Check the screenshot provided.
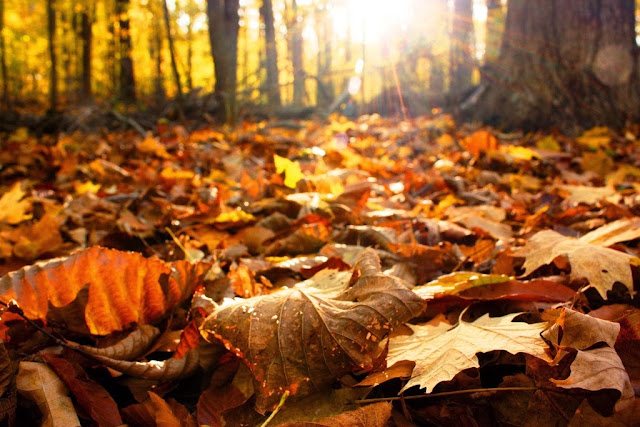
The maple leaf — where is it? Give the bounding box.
[274,154,304,189]
[200,248,424,413]
[0,247,209,335]
[0,182,32,225]
[516,226,639,297]
[387,312,551,394]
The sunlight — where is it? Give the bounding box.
[330,0,413,44]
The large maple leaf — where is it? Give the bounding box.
[516,219,640,297]
[387,312,551,394]
[200,248,424,413]
[0,246,209,335]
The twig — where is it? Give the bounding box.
[110,110,146,137]
[1,300,70,348]
[353,387,538,404]
[259,390,290,427]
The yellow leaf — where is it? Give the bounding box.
[576,126,611,148]
[160,166,195,180]
[74,181,101,195]
[8,127,29,143]
[536,135,561,151]
[501,145,538,161]
[137,133,171,159]
[274,154,304,189]
[212,209,256,224]
[0,182,32,224]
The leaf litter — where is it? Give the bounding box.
[0,116,639,425]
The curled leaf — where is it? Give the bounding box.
[69,325,161,360]
[0,247,209,335]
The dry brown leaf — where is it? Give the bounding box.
[552,347,633,411]
[201,248,424,413]
[281,402,392,427]
[69,325,160,360]
[42,354,123,427]
[387,312,551,393]
[16,361,81,427]
[0,342,14,398]
[516,229,637,297]
[10,214,65,261]
[0,246,209,335]
[579,217,640,247]
[88,347,202,381]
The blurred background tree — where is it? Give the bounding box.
[0,0,637,128]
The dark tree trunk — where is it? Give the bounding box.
[450,0,474,97]
[472,0,640,130]
[80,7,92,102]
[290,0,305,106]
[117,0,136,103]
[163,0,185,118]
[47,0,58,113]
[0,0,8,106]
[207,0,240,123]
[260,0,281,107]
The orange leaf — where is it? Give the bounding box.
[464,130,498,157]
[0,247,209,335]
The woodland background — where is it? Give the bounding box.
[1,0,637,129]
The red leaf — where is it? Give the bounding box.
[42,354,123,427]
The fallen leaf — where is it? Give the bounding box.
[275,154,304,189]
[200,249,424,413]
[16,361,81,427]
[387,312,551,393]
[0,246,209,335]
[551,347,633,411]
[280,402,392,427]
[516,229,638,297]
[42,354,123,427]
[0,182,32,225]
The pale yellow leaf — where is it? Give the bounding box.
[16,361,81,427]
[516,229,637,297]
[387,313,551,394]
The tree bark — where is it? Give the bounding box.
[450,0,474,98]
[80,6,92,102]
[260,0,281,107]
[207,0,240,123]
[117,0,136,103]
[0,0,8,106]
[163,0,185,118]
[47,0,58,113]
[472,0,640,130]
[290,0,305,106]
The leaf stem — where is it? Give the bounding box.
[353,386,538,404]
[260,390,291,427]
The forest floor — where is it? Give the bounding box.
[0,114,638,426]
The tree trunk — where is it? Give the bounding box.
[80,6,92,102]
[450,0,474,98]
[163,0,185,118]
[0,0,8,106]
[484,0,503,65]
[207,0,240,123]
[290,0,305,106]
[47,0,58,113]
[472,0,640,130]
[117,0,136,103]
[260,0,281,107]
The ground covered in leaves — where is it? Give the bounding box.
[0,115,639,426]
